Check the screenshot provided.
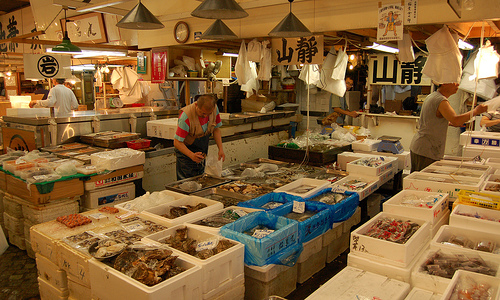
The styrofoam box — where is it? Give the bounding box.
[57,241,92,286]
[252,119,272,130]
[22,198,79,224]
[450,204,500,235]
[326,231,349,264]
[90,148,145,171]
[486,157,500,170]
[403,287,441,300]
[337,152,376,170]
[83,182,135,209]
[3,212,23,235]
[342,206,362,234]
[403,172,483,200]
[304,266,411,300]
[273,178,330,198]
[481,182,500,196]
[38,276,69,300]
[25,238,35,259]
[244,263,298,300]
[322,222,343,247]
[441,270,500,300]
[463,145,500,160]
[355,150,411,172]
[186,206,262,234]
[411,249,500,294]
[89,255,202,300]
[143,224,244,297]
[297,246,327,284]
[383,190,449,224]
[298,234,323,264]
[331,175,379,201]
[485,173,500,183]
[430,210,449,238]
[346,156,395,176]
[67,273,91,300]
[234,123,252,133]
[375,167,395,186]
[3,194,23,218]
[460,130,500,148]
[272,117,291,127]
[219,126,236,137]
[421,165,487,179]
[431,225,500,261]
[146,118,178,139]
[8,229,25,250]
[429,160,492,174]
[351,139,381,152]
[36,253,68,290]
[6,107,51,117]
[203,275,244,300]
[350,212,430,267]
[115,189,187,213]
[443,155,486,165]
[141,196,223,227]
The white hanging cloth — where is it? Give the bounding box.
[241,62,259,94]
[110,67,143,104]
[331,48,348,80]
[474,44,500,80]
[247,39,262,62]
[298,64,320,85]
[94,67,103,88]
[398,33,415,63]
[459,51,497,100]
[317,47,346,97]
[235,41,252,86]
[257,41,272,81]
[422,25,462,84]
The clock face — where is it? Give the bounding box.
[175,22,189,43]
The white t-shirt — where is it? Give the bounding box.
[38,84,79,117]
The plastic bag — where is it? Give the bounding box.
[205,148,222,177]
[317,48,347,97]
[256,163,279,173]
[247,39,262,62]
[182,56,196,71]
[459,51,497,100]
[179,181,202,192]
[331,48,348,80]
[235,41,252,85]
[257,41,272,81]
[398,33,415,63]
[298,64,320,85]
[55,162,77,176]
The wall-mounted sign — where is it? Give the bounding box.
[405,0,418,25]
[23,53,71,79]
[151,50,167,83]
[377,3,404,42]
[62,12,107,44]
[137,52,147,74]
[368,54,431,86]
[271,35,324,65]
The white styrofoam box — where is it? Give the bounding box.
[463,145,500,160]
[482,182,500,196]
[90,148,145,171]
[347,251,416,284]
[331,175,379,201]
[460,130,500,148]
[403,172,483,200]
[441,270,500,300]
[297,247,327,284]
[403,288,441,300]
[375,167,395,186]
[143,224,244,297]
[146,118,178,139]
[431,225,500,261]
[24,218,34,243]
[383,190,449,225]
[234,123,252,133]
[141,196,223,227]
[411,249,500,294]
[83,182,135,209]
[429,210,449,238]
[421,163,491,179]
[351,139,381,152]
[486,157,500,170]
[350,212,430,267]
[304,266,411,300]
[36,253,68,290]
[9,96,32,108]
[326,231,349,264]
[342,206,362,233]
[84,166,144,191]
[429,160,492,174]
[89,255,202,300]
[485,173,500,183]
[355,150,411,172]
[38,276,69,300]
[6,107,51,117]
[67,274,91,300]
[3,194,23,218]
[186,206,262,234]
[252,119,272,130]
[244,263,298,300]
[346,156,395,176]
[3,212,23,235]
[443,155,486,165]
[115,190,186,213]
[322,222,343,247]
[203,276,244,300]
[450,204,500,235]
[25,237,35,259]
[272,116,291,127]
[274,178,330,198]
[218,126,236,137]
[57,241,92,286]
[8,229,26,250]
[22,198,79,224]
[298,234,323,264]
[337,152,377,170]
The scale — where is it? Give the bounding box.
[377,135,404,154]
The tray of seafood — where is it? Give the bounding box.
[332,175,379,201]
[268,144,352,166]
[441,270,500,300]
[187,206,261,234]
[143,224,244,296]
[350,212,430,267]
[165,174,232,194]
[383,190,449,224]
[81,131,141,148]
[346,156,395,177]
[56,147,103,158]
[219,113,246,126]
[116,190,186,213]
[421,165,487,179]
[450,204,500,235]
[403,172,483,200]
[304,188,360,223]
[191,188,251,207]
[89,242,203,300]
[237,192,302,211]
[217,180,274,199]
[274,178,330,198]
[306,169,348,183]
[40,142,89,153]
[141,196,223,227]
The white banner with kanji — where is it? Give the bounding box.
[368,54,431,86]
[23,53,71,80]
[271,35,324,65]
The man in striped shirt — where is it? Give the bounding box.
[174,94,225,180]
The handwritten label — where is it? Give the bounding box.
[196,238,219,251]
[293,201,305,214]
[233,209,247,217]
[88,213,106,219]
[123,221,146,232]
[252,229,274,239]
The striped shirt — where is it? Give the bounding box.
[174,106,222,142]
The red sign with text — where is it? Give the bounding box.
[151,51,167,83]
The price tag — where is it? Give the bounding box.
[196,238,219,251]
[85,166,97,170]
[252,229,274,238]
[15,159,26,164]
[233,209,247,217]
[33,175,48,181]
[88,213,106,219]
[123,221,146,232]
[293,201,305,213]
[221,169,234,177]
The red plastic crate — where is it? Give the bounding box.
[126,139,151,150]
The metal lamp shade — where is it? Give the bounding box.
[191,0,248,19]
[52,33,82,53]
[116,1,164,30]
[201,19,238,40]
[269,12,312,38]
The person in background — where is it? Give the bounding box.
[322,75,359,125]
[64,81,73,90]
[33,83,49,100]
[29,78,79,117]
[410,83,488,172]
[480,107,500,132]
[173,94,225,180]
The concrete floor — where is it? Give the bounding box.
[0,246,39,300]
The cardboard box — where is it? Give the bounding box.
[82,182,135,209]
[83,165,143,191]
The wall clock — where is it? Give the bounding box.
[174,21,189,44]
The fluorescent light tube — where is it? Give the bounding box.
[366,43,399,54]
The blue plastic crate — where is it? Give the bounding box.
[304,188,360,223]
[237,192,302,211]
[270,201,332,243]
[219,211,301,266]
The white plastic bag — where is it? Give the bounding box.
[459,51,497,100]
[247,39,262,62]
[298,64,320,85]
[317,48,347,97]
[55,162,77,176]
[331,48,348,80]
[257,42,272,81]
[235,41,252,85]
[205,148,222,177]
[398,33,415,63]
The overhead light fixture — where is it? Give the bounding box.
[222,52,239,57]
[458,39,474,50]
[116,0,164,30]
[191,0,248,19]
[47,48,127,58]
[52,7,82,54]
[269,0,312,38]
[366,43,400,54]
[70,64,96,71]
[201,19,238,40]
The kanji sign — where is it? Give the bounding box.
[151,50,167,83]
[405,0,418,25]
[23,54,71,80]
[271,35,323,65]
[368,54,431,86]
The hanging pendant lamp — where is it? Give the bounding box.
[201,19,238,40]
[52,8,82,53]
[191,0,248,19]
[269,0,312,38]
[116,0,164,30]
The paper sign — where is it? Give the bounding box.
[271,35,324,65]
[405,0,418,25]
[252,229,274,239]
[23,53,72,79]
[368,54,432,86]
[377,3,404,41]
[293,201,305,214]
[151,50,167,83]
[196,238,219,251]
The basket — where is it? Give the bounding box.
[456,190,500,210]
[126,139,151,150]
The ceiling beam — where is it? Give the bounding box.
[0,31,46,44]
[1,37,134,51]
